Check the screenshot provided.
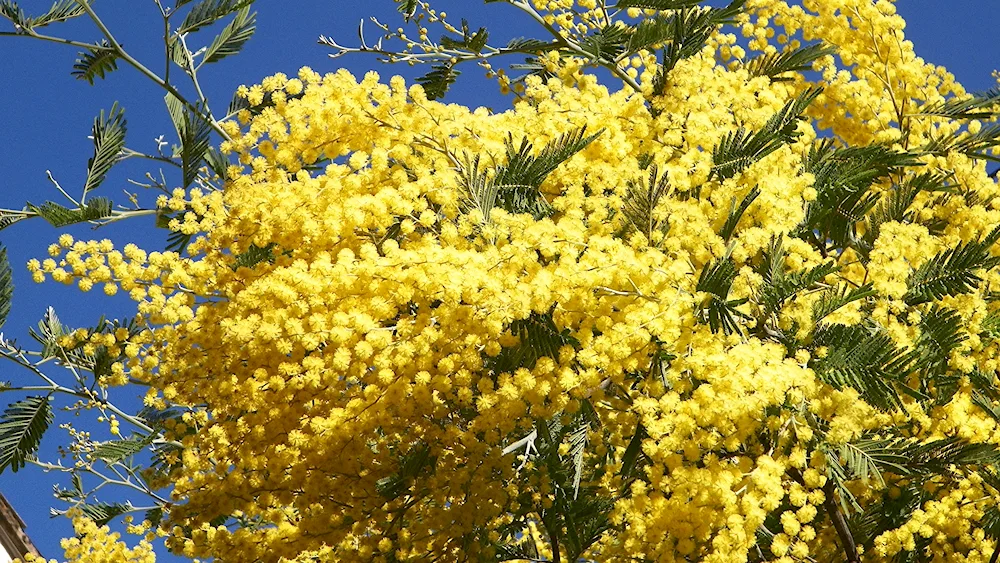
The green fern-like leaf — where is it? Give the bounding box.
[858,172,950,258]
[27,307,90,368]
[27,0,85,28]
[0,209,29,231]
[745,41,835,81]
[718,186,759,241]
[755,236,838,319]
[618,423,648,485]
[711,86,821,180]
[622,164,671,245]
[200,6,255,64]
[231,243,276,271]
[914,89,1000,120]
[0,246,11,330]
[925,122,1000,163]
[696,255,749,335]
[72,40,120,85]
[0,396,52,473]
[375,442,435,500]
[505,37,553,51]
[646,1,746,95]
[799,141,922,251]
[439,19,489,52]
[580,21,633,61]
[492,126,603,219]
[416,63,460,101]
[904,225,1000,306]
[165,94,212,187]
[456,153,499,222]
[812,283,875,323]
[490,311,580,374]
[395,0,418,21]
[837,437,912,486]
[178,0,253,33]
[910,306,968,380]
[0,1,27,28]
[90,434,156,464]
[77,501,134,527]
[811,322,912,411]
[83,103,127,194]
[27,198,114,228]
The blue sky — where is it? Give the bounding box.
[0,0,998,558]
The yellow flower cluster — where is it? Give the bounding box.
[29,0,1000,561]
[15,510,156,563]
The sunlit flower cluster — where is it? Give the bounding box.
[28,0,1000,561]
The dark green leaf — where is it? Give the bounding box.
[440,19,489,52]
[90,434,156,464]
[72,40,120,85]
[178,0,253,33]
[416,63,460,101]
[505,37,553,51]
[28,0,85,28]
[696,254,749,335]
[799,141,923,251]
[925,122,1000,163]
[0,209,29,231]
[231,243,275,271]
[711,86,821,180]
[755,236,838,319]
[375,442,435,500]
[395,0,417,21]
[811,322,912,411]
[0,1,27,28]
[201,6,255,64]
[27,198,114,228]
[812,283,875,323]
[910,306,968,378]
[622,164,671,245]
[0,246,11,330]
[746,41,835,81]
[914,88,1000,120]
[490,312,579,374]
[0,396,52,473]
[78,501,133,526]
[904,225,1000,305]
[653,0,746,85]
[84,103,127,193]
[493,127,602,218]
[859,172,948,258]
[718,186,759,241]
[619,423,646,482]
[165,95,212,188]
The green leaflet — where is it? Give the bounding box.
[0,396,52,473]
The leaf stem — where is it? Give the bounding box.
[0,29,104,50]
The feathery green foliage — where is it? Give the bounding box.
[0,246,10,330]
[0,396,52,473]
[27,198,114,228]
[72,40,120,84]
[84,103,127,194]
[711,86,821,180]
[904,225,1000,305]
[746,41,836,81]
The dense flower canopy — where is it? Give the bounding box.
[15,0,1000,561]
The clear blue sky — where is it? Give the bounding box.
[0,1,996,558]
